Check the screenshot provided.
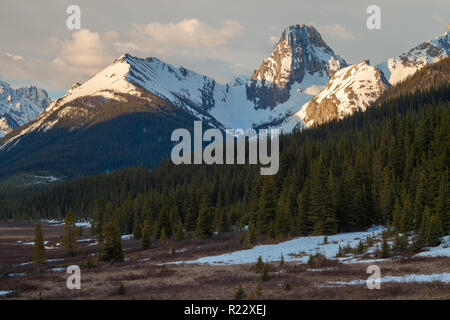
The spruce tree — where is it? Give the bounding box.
[175,219,185,242]
[141,220,152,249]
[61,209,77,257]
[101,218,124,263]
[33,222,46,273]
[196,196,213,239]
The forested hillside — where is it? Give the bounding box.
[0,62,448,246]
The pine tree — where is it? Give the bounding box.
[160,227,168,243]
[255,256,264,272]
[248,222,257,245]
[256,176,276,235]
[381,236,390,258]
[234,285,246,300]
[141,220,152,249]
[427,213,443,247]
[274,191,290,238]
[196,196,213,239]
[261,263,270,282]
[33,222,46,273]
[61,209,77,257]
[101,218,124,263]
[175,219,185,242]
[133,217,142,240]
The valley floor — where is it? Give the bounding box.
[0,221,449,300]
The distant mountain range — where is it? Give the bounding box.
[0,23,448,179]
[0,81,51,137]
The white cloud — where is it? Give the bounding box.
[5,52,24,61]
[128,19,241,52]
[315,24,355,40]
[0,19,243,90]
[51,29,120,80]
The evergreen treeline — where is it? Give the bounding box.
[0,62,448,246]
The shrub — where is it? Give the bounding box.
[234,285,246,300]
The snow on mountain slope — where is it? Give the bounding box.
[376,25,450,85]
[282,60,390,130]
[0,80,51,136]
[1,24,348,147]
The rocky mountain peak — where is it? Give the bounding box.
[247,24,347,110]
[251,24,347,88]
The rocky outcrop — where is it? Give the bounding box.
[297,60,390,126]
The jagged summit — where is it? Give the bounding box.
[247,24,347,109]
[0,79,51,137]
[444,23,450,35]
[251,24,347,88]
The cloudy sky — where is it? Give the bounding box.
[0,0,448,98]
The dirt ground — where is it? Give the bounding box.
[0,221,449,300]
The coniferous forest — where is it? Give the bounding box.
[0,58,449,249]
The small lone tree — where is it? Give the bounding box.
[175,220,184,242]
[159,227,168,243]
[33,222,46,273]
[256,256,264,272]
[61,209,78,257]
[381,237,390,258]
[234,285,246,300]
[101,218,124,263]
[261,263,270,282]
[141,220,152,249]
[279,254,285,268]
[248,222,257,245]
[117,282,125,295]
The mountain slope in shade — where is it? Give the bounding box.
[376,24,450,85]
[282,60,390,130]
[0,80,51,137]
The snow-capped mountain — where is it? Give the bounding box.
[247,24,347,110]
[1,23,448,179]
[376,24,450,85]
[0,80,51,137]
[1,24,347,147]
[282,60,390,130]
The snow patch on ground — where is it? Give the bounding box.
[414,236,450,258]
[168,226,384,266]
[325,272,450,287]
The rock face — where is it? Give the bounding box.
[283,60,390,130]
[376,25,450,85]
[247,24,347,109]
[0,80,51,137]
